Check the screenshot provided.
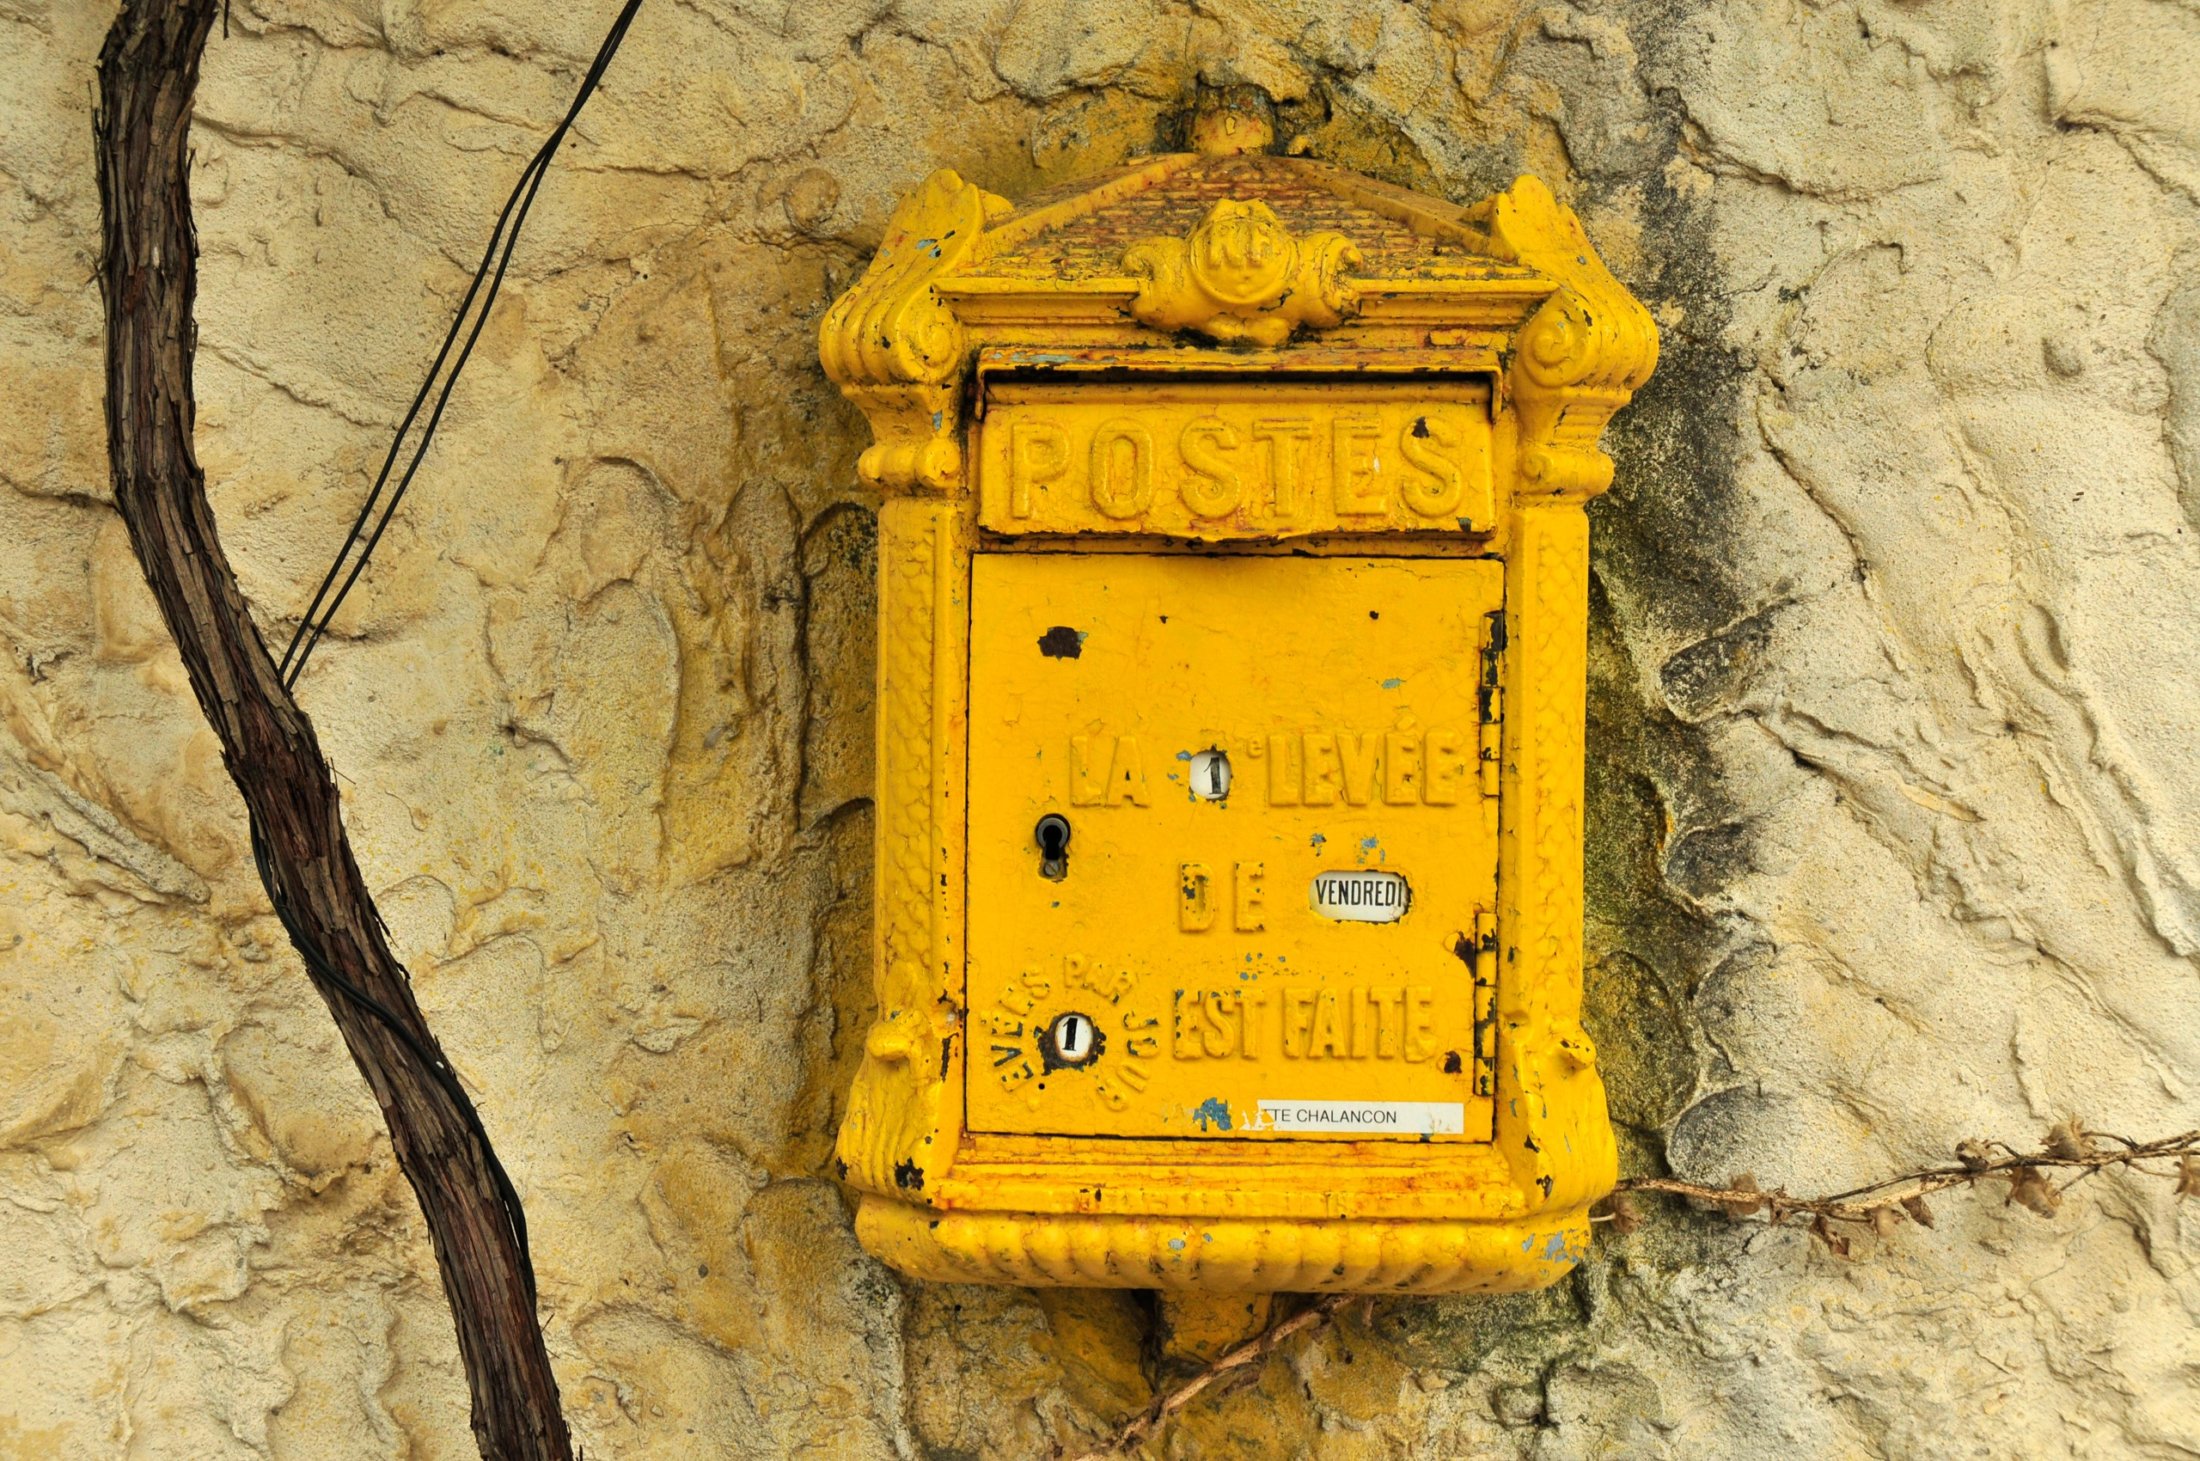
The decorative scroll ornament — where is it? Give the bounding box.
[1467,176,1659,500]
[1122,199,1363,346]
[818,169,1007,491]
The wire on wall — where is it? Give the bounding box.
[279,0,645,689]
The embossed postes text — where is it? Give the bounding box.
[980,383,1495,538]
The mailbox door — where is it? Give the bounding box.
[965,552,1502,1141]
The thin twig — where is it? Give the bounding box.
[1070,1295,1355,1460]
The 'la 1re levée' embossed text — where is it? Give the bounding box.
[1066,727,1481,807]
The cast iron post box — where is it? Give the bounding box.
[819,108,1655,1294]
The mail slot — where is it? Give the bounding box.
[817,103,1656,1293]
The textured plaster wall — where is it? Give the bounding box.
[3,0,2199,1456]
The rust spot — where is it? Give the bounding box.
[1038,625,1085,658]
[1442,1050,1462,1074]
[893,1159,924,1191]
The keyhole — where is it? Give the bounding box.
[1048,1011,1097,1067]
[1035,814,1072,880]
[1189,749,1231,801]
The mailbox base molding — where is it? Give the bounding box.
[857,1196,1591,1294]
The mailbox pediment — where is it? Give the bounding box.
[821,143,1653,501]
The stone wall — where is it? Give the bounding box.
[3,0,2197,1455]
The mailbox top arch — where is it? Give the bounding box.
[820,130,1658,504]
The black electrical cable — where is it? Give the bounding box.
[280,0,645,689]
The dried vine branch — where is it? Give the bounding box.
[1070,1295,1357,1460]
[1604,1124,2200,1254]
[1075,1125,2199,1457]
[94,4,570,1457]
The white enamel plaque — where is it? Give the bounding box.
[1254,1099,1465,1135]
[1309,869,1411,923]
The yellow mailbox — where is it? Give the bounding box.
[819,108,1655,1294]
